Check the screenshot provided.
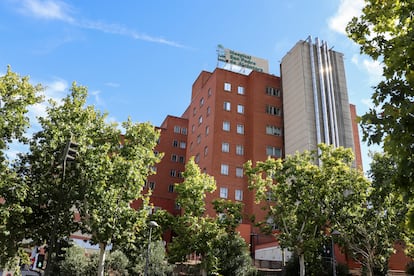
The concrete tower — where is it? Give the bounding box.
[281,38,356,158]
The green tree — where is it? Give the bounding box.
[169,157,221,275]
[77,119,161,276]
[245,144,369,276]
[59,244,89,276]
[169,157,256,275]
[346,0,414,227]
[124,240,173,276]
[116,212,174,276]
[212,199,257,275]
[20,83,107,275]
[212,233,257,276]
[0,66,43,269]
[337,153,408,276]
[105,250,130,276]
[19,82,161,276]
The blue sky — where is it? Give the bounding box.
[0,0,382,171]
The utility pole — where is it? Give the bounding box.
[44,139,79,276]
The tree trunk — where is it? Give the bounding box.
[299,253,306,276]
[366,263,373,276]
[97,242,107,276]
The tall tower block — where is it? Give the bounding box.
[281,38,356,158]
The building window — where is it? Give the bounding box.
[208,88,212,97]
[195,153,200,163]
[266,146,282,158]
[266,191,273,201]
[205,126,210,136]
[197,134,201,144]
[173,140,178,147]
[149,181,155,190]
[236,124,244,134]
[236,145,244,155]
[223,121,230,131]
[200,97,205,107]
[236,167,243,178]
[266,86,280,96]
[221,164,229,175]
[171,154,177,162]
[180,141,186,149]
[220,187,228,198]
[181,127,187,135]
[266,125,282,136]
[168,184,174,193]
[238,86,245,95]
[174,126,181,133]
[150,166,157,173]
[266,105,281,116]
[222,142,230,153]
[204,146,208,156]
[190,142,193,151]
[266,217,278,230]
[170,170,177,177]
[179,156,185,163]
[237,104,244,114]
[235,189,243,201]
[224,82,231,91]
[218,212,225,221]
[199,115,203,125]
[207,106,211,116]
[191,124,195,133]
[223,101,231,111]
[193,107,197,116]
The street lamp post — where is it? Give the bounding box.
[144,221,159,276]
[331,230,340,276]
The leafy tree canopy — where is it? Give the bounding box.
[245,144,370,276]
[346,0,414,226]
[337,152,408,275]
[0,66,43,269]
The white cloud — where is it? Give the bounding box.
[351,54,359,65]
[351,54,383,85]
[20,0,74,22]
[104,82,120,88]
[28,78,68,128]
[361,98,373,109]
[362,59,383,83]
[328,0,364,35]
[90,90,104,106]
[77,20,185,48]
[17,0,185,48]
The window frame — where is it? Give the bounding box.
[221,164,229,175]
[236,144,244,156]
[266,125,282,136]
[238,86,245,95]
[266,105,281,116]
[236,124,244,134]
[223,121,230,131]
[222,142,230,153]
[266,146,282,158]
[235,189,243,201]
[220,187,229,198]
[236,167,243,178]
[223,101,231,111]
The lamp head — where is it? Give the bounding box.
[148,221,159,228]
